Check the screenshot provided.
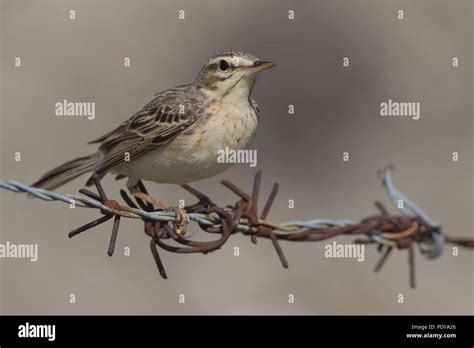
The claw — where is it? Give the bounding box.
[174,206,190,236]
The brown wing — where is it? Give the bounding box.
[92,86,204,175]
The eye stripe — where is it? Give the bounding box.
[205,62,234,81]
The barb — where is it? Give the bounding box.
[1,166,472,288]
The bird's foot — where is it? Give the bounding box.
[127,182,190,235]
[173,206,190,236]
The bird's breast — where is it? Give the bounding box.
[116,100,259,184]
[171,100,258,165]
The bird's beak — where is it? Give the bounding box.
[241,60,276,74]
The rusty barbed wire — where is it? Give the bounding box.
[1,166,473,288]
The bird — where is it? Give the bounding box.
[32,51,275,228]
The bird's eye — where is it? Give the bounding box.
[218,60,230,72]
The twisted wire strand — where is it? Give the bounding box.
[0,167,471,264]
[2,167,474,287]
[0,180,357,234]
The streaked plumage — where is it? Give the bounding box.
[32,51,274,190]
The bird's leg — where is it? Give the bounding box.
[180,184,216,213]
[126,179,190,235]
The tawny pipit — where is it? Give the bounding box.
[32,51,274,227]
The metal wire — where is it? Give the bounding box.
[1,166,472,288]
[0,180,357,234]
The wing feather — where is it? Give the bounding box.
[92,86,204,175]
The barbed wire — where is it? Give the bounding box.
[1,166,472,287]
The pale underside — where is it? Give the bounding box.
[31,51,266,191]
[110,96,259,184]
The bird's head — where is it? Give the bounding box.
[196,51,275,99]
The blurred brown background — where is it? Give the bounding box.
[0,0,472,314]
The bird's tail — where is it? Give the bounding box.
[31,152,102,191]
